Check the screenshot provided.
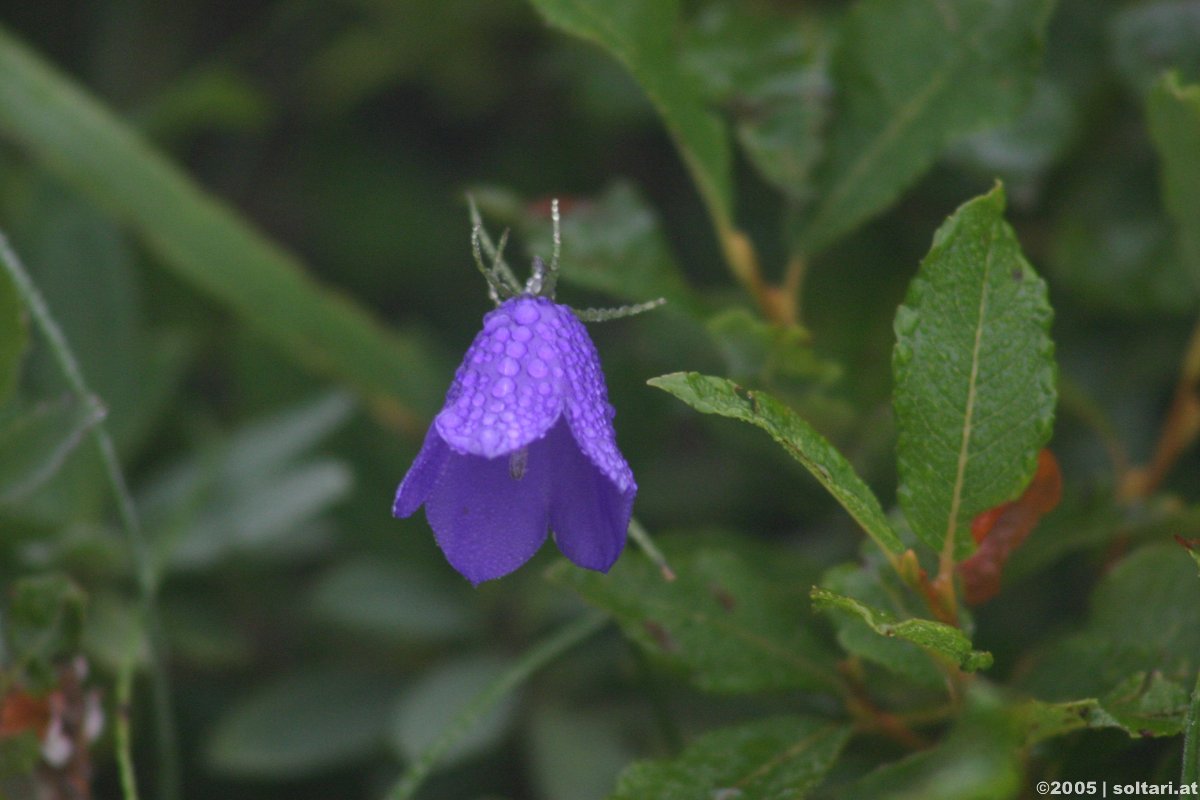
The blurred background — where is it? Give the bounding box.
[1,0,1199,798]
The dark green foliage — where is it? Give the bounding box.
[0,1,1197,798]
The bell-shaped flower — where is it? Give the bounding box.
[394,293,638,585]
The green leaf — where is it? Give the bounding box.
[799,0,1053,253]
[549,536,841,694]
[0,26,441,418]
[1101,672,1191,738]
[819,562,943,686]
[1148,72,1200,279]
[649,372,903,555]
[706,308,841,388]
[610,716,850,800]
[0,394,105,504]
[681,4,832,201]
[0,261,24,404]
[526,0,733,229]
[206,668,396,778]
[1022,544,1200,706]
[892,185,1056,560]
[390,655,520,767]
[1110,3,1200,96]
[1184,671,1200,786]
[810,587,992,673]
[841,687,1025,800]
[309,557,478,642]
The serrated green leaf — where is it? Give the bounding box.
[0,26,441,419]
[1148,72,1200,280]
[526,0,732,230]
[893,185,1056,560]
[206,668,396,778]
[0,394,106,504]
[549,536,841,694]
[611,716,850,800]
[649,372,903,555]
[1101,672,1191,737]
[0,262,24,405]
[810,587,992,673]
[819,563,943,686]
[799,0,1053,253]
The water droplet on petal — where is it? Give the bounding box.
[506,341,527,358]
[527,358,548,379]
[512,325,532,343]
[515,303,540,324]
[499,357,519,376]
[492,376,515,397]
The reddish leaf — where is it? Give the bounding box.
[958,449,1062,605]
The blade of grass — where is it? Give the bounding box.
[0,232,179,800]
[0,25,440,432]
[382,611,608,800]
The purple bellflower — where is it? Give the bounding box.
[393,200,662,585]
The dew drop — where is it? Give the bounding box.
[499,357,520,376]
[506,341,527,358]
[512,325,532,343]
[527,358,548,379]
[515,303,540,324]
[492,376,515,397]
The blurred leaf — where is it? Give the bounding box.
[839,687,1023,800]
[0,394,105,505]
[550,536,840,694]
[0,262,23,405]
[0,732,40,780]
[610,716,850,800]
[1184,671,1200,785]
[818,562,943,686]
[799,0,1053,253]
[893,185,1056,560]
[4,573,85,691]
[137,66,272,142]
[1148,72,1200,279]
[207,668,396,778]
[810,587,992,673]
[1023,544,1200,702]
[82,594,149,675]
[141,393,355,571]
[310,557,478,642]
[947,78,1079,191]
[681,4,832,201]
[1110,2,1200,96]
[527,0,733,229]
[706,308,841,387]
[0,26,442,420]
[527,704,632,800]
[649,372,903,555]
[391,655,519,767]
[1048,162,1195,314]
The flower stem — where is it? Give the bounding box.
[115,665,140,800]
[627,517,676,581]
[0,231,181,800]
[382,611,608,800]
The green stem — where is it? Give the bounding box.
[382,611,608,800]
[1183,669,1200,787]
[0,232,181,800]
[115,666,140,800]
[627,517,675,581]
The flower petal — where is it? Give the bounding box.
[424,438,554,585]
[392,425,451,518]
[547,420,634,572]
[556,310,635,495]
[436,297,575,458]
